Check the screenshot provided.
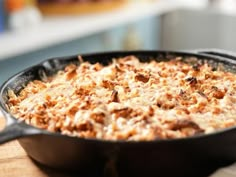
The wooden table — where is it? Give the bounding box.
[0,112,236,177]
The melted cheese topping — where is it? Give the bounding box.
[8,56,236,140]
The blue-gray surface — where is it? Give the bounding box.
[0,16,160,85]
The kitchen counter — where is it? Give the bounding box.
[0,0,207,61]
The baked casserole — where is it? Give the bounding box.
[7,56,236,141]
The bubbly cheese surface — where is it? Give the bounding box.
[8,56,236,140]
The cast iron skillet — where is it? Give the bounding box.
[1,50,236,177]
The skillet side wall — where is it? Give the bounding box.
[2,51,236,177]
[18,130,236,177]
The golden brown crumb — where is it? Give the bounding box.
[8,56,236,141]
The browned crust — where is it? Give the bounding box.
[8,56,236,141]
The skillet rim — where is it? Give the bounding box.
[1,49,236,145]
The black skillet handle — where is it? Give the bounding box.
[194,48,236,61]
[0,112,39,144]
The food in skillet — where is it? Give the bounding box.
[7,56,236,140]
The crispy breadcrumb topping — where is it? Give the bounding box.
[7,56,236,140]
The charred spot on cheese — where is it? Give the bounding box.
[112,107,133,119]
[102,80,116,90]
[115,64,123,72]
[179,89,185,96]
[135,73,149,83]
[77,121,93,131]
[185,77,197,85]
[211,86,225,99]
[91,113,105,124]
[156,100,175,110]
[212,86,218,90]
[197,91,207,99]
[170,120,203,133]
[192,63,201,71]
[148,106,155,116]
[212,67,217,71]
[110,90,120,103]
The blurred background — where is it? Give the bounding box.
[0,0,236,84]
